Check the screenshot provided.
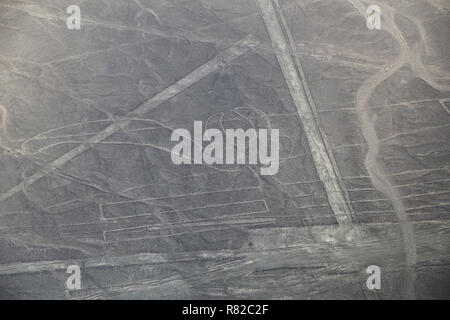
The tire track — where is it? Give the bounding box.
[0,35,260,203]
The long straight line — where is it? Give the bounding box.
[273,0,355,220]
[0,35,260,203]
[0,219,447,276]
[255,0,354,225]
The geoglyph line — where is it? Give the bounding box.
[100,190,264,220]
[256,0,354,225]
[0,35,260,203]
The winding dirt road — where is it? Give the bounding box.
[348,0,450,299]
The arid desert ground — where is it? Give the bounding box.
[0,0,449,299]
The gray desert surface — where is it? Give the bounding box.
[0,0,449,299]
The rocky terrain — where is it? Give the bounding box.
[0,0,449,299]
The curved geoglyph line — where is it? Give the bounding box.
[0,35,260,203]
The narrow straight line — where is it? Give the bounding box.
[0,219,447,276]
[0,35,260,203]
